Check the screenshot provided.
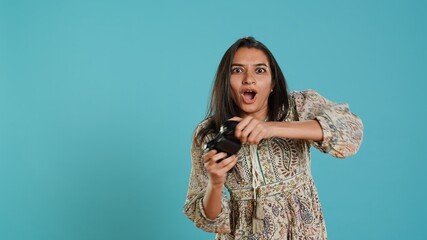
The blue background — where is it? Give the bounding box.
[1,0,426,239]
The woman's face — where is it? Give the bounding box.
[229,47,273,120]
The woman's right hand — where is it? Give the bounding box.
[203,150,237,188]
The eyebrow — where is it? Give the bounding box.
[231,63,269,67]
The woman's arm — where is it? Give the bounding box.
[268,120,323,141]
[202,150,237,220]
[232,90,363,158]
[183,124,234,233]
[292,90,364,158]
[203,182,224,220]
[232,116,323,145]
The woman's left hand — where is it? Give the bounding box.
[230,116,273,145]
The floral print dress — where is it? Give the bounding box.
[184,90,364,240]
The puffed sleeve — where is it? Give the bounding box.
[291,89,364,158]
[183,122,231,233]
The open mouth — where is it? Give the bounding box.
[242,90,257,103]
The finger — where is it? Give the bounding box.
[222,155,238,172]
[247,131,263,144]
[240,118,260,143]
[202,149,217,162]
[210,152,229,163]
[235,116,253,140]
[215,154,235,169]
[242,119,257,142]
[229,116,242,122]
[204,152,228,172]
[247,123,267,144]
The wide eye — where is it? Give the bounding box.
[255,68,266,74]
[231,68,243,74]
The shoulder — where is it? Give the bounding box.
[194,117,213,133]
[289,89,325,107]
[289,89,323,100]
[192,117,215,144]
[288,89,335,120]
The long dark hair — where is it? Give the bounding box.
[197,36,290,143]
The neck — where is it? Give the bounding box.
[241,111,268,121]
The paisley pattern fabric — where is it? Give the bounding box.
[184,90,363,240]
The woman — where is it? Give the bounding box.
[184,37,363,239]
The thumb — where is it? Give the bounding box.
[229,116,242,122]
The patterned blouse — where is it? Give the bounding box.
[184,90,364,240]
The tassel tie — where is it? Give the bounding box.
[252,192,265,234]
[250,145,264,234]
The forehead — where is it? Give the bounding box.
[232,47,269,65]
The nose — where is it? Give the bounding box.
[242,72,255,85]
